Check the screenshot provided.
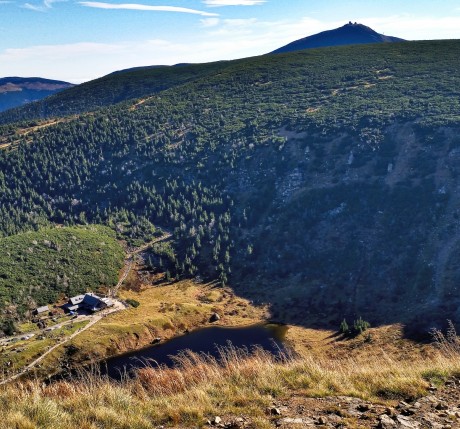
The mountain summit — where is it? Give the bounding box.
[271,22,405,54]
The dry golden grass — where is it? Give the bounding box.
[35,280,267,377]
[0,321,90,379]
[1,341,460,429]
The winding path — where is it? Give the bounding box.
[110,231,172,298]
[0,303,123,385]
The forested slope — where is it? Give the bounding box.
[1,40,460,329]
[0,226,124,317]
[0,61,230,124]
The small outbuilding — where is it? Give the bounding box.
[33,305,49,316]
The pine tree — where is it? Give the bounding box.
[339,318,349,335]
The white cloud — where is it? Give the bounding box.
[223,18,258,26]
[201,17,220,27]
[79,2,218,16]
[23,2,45,10]
[203,0,265,6]
[23,0,63,11]
[351,15,460,40]
[3,14,460,83]
[1,42,122,60]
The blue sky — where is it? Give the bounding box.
[1,0,459,83]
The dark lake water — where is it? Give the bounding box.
[97,323,288,380]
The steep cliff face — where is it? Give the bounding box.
[230,123,460,330]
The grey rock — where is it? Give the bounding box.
[357,403,371,412]
[423,422,443,429]
[435,402,448,410]
[396,415,420,428]
[317,416,327,425]
[277,417,306,425]
[379,414,396,428]
[425,396,439,403]
[378,414,396,429]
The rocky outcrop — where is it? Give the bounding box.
[205,377,460,428]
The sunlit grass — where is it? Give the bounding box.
[2,342,460,429]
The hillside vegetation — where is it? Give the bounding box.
[0,61,230,124]
[0,226,124,317]
[1,341,460,429]
[1,41,460,328]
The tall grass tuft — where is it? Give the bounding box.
[1,343,460,428]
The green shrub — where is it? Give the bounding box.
[0,226,124,317]
[339,319,349,335]
[1,318,17,336]
[339,317,371,338]
[126,298,140,308]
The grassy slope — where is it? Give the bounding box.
[0,321,89,376]
[0,226,124,314]
[36,277,268,375]
[1,330,460,429]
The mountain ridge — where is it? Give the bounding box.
[0,24,403,124]
[0,24,404,124]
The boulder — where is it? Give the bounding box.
[209,313,221,323]
[378,414,396,428]
[396,415,420,428]
[435,402,448,410]
[276,417,313,426]
[317,416,327,425]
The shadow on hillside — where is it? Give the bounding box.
[229,282,458,343]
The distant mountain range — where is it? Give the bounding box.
[0,77,73,112]
[271,22,405,54]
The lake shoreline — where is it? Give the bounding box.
[50,322,289,382]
